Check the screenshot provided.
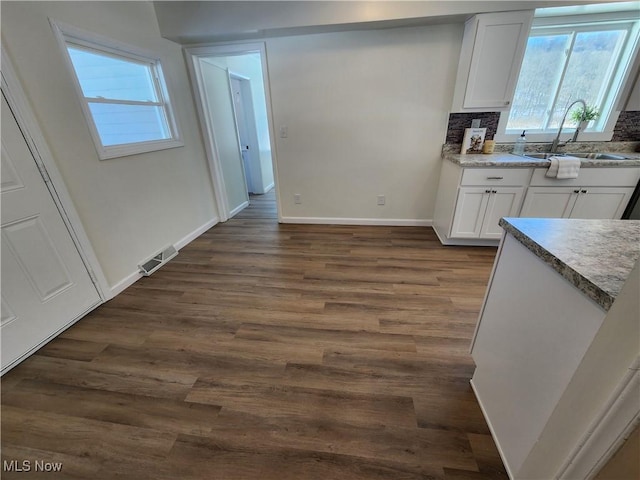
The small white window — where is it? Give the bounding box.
[496,3,640,142]
[51,21,182,159]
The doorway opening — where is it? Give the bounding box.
[185,44,279,223]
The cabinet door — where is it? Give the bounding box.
[481,187,525,239]
[451,188,490,238]
[520,187,578,218]
[463,11,534,109]
[570,187,635,219]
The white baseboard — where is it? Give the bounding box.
[108,217,219,299]
[229,201,249,218]
[280,216,432,227]
[175,217,218,250]
[470,378,515,480]
[263,182,275,193]
[433,224,500,247]
[109,270,144,299]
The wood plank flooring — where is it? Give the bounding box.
[1,190,507,479]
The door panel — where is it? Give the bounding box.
[2,216,74,300]
[520,187,577,218]
[451,188,490,238]
[231,77,254,194]
[570,187,635,219]
[481,187,524,239]
[1,93,101,372]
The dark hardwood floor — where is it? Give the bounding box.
[1,190,507,479]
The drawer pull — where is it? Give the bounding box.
[486,176,504,180]
[485,189,491,193]
[573,189,580,193]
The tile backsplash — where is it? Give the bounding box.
[612,111,640,141]
[445,110,640,144]
[445,112,501,144]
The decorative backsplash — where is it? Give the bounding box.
[445,110,640,144]
[445,112,501,144]
[612,111,640,141]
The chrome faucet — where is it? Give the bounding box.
[550,99,587,153]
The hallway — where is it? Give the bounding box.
[236,190,278,221]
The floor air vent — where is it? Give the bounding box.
[138,245,178,276]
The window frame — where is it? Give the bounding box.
[50,20,183,160]
[495,10,640,143]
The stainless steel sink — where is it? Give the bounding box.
[521,152,558,159]
[565,152,628,160]
[522,152,629,160]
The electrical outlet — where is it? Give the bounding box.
[280,125,288,138]
[377,195,385,206]
[471,118,481,128]
[294,194,301,204]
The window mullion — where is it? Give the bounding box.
[543,31,576,131]
[85,97,163,107]
[593,29,630,130]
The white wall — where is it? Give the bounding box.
[1,1,218,290]
[265,24,462,222]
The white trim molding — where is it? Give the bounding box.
[558,357,640,479]
[229,200,249,218]
[49,19,184,160]
[183,41,282,223]
[280,217,432,227]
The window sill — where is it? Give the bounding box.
[97,138,184,160]
[494,131,614,144]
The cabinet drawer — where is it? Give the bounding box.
[461,168,532,186]
[530,167,640,187]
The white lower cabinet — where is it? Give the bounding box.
[451,187,524,239]
[434,162,640,246]
[569,187,634,219]
[433,161,532,245]
[521,187,635,219]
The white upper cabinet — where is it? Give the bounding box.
[452,10,534,112]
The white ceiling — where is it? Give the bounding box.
[152,0,611,44]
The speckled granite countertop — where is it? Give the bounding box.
[444,152,640,168]
[499,217,640,311]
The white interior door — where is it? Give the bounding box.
[1,93,101,373]
[231,76,254,194]
[200,61,249,217]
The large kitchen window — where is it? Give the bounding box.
[499,3,639,141]
[51,21,182,159]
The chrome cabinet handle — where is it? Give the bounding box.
[486,176,504,180]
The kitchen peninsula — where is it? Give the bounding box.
[470,217,640,479]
